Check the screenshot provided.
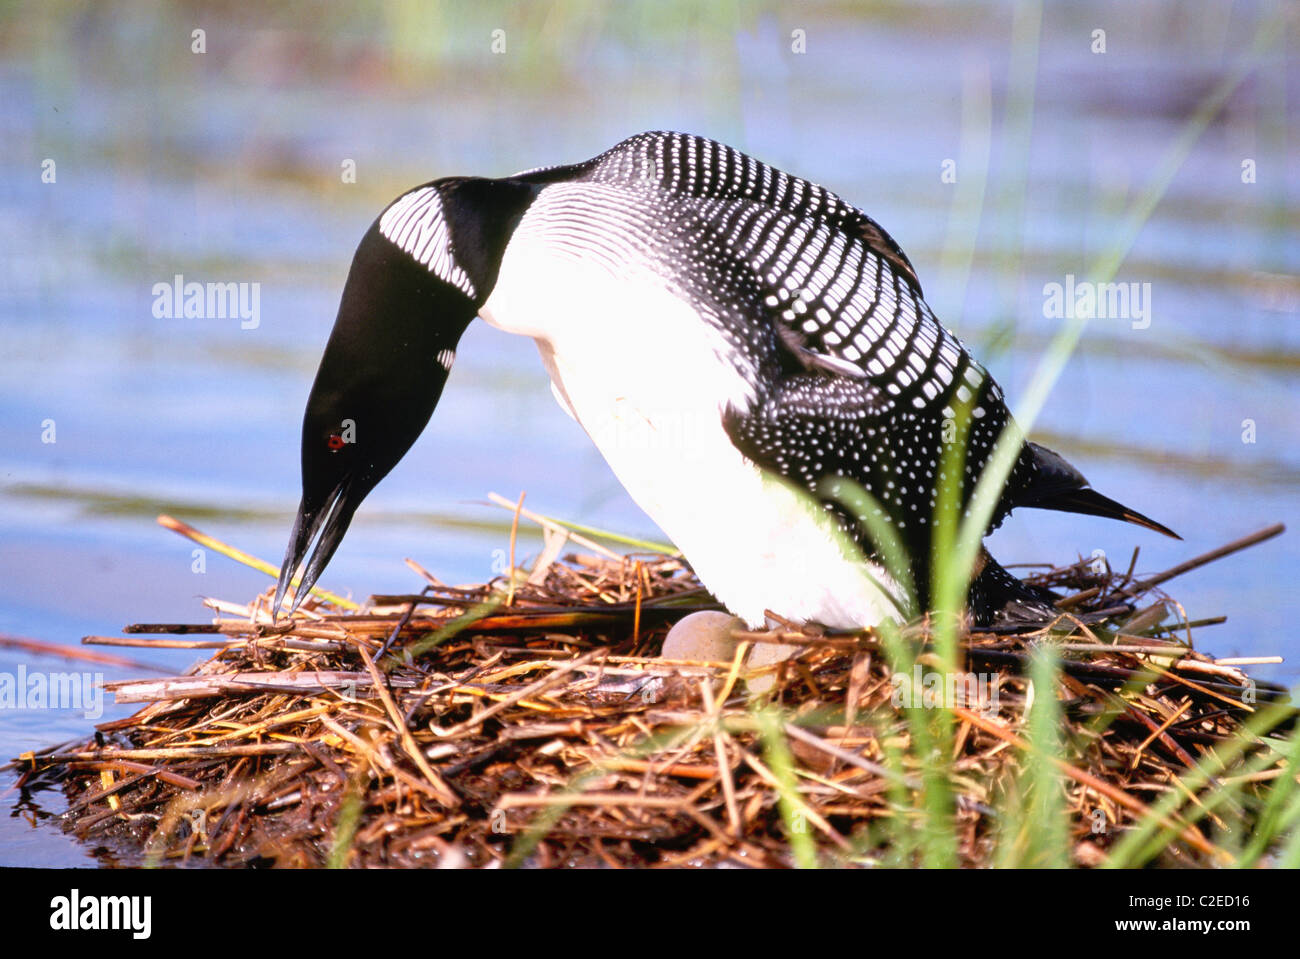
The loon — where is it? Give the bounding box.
[272,131,1177,628]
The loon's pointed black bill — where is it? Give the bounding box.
[272,482,356,619]
[1033,487,1181,541]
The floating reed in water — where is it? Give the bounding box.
[8,514,1294,868]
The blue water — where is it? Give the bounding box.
[1,1,1296,865]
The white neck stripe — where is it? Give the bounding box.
[379,187,477,298]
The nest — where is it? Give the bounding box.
[9,514,1294,868]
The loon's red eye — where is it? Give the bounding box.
[327,433,345,451]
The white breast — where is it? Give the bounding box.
[478,185,898,629]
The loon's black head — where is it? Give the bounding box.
[273,176,537,616]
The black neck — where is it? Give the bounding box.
[428,176,540,308]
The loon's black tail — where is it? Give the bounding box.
[967,547,1060,626]
[1019,443,1181,540]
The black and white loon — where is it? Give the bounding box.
[272,131,1177,627]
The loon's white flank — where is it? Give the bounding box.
[480,185,899,629]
